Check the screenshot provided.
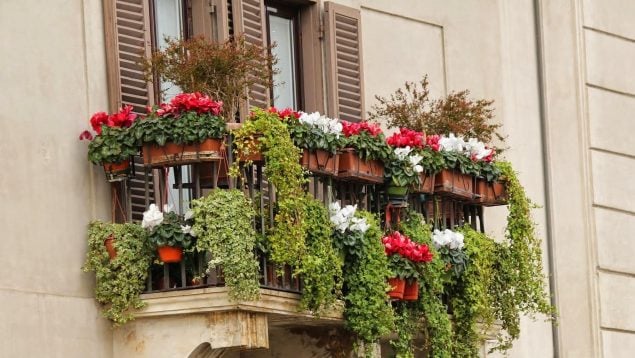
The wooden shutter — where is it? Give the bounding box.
[324,2,365,122]
[191,0,230,42]
[104,0,156,221]
[231,0,270,116]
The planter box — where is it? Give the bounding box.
[411,172,435,194]
[434,169,475,200]
[103,160,130,182]
[236,134,264,163]
[337,148,384,184]
[143,138,224,167]
[475,179,508,206]
[301,149,339,176]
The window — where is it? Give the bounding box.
[266,2,301,109]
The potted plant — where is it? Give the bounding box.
[384,146,424,205]
[132,92,226,167]
[287,111,345,176]
[382,231,433,301]
[432,228,468,282]
[80,106,139,182]
[141,204,196,263]
[338,121,391,183]
[474,158,507,206]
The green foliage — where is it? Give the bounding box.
[490,161,555,351]
[142,36,276,119]
[340,211,394,348]
[295,196,343,315]
[344,131,392,162]
[369,76,504,143]
[87,126,138,164]
[82,221,153,325]
[131,111,226,147]
[451,226,497,357]
[192,189,260,301]
[416,148,446,175]
[390,302,421,358]
[147,211,195,249]
[400,212,453,358]
[288,119,345,155]
[232,108,307,266]
[387,253,419,280]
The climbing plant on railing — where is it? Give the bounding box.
[83,222,153,325]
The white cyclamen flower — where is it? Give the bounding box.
[184,209,194,221]
[181,225,195,237]
[142,204,164,230]
[349,217,370,233]
[409,154,424,173]
[329,202,358,233]
[394,146,412,161]
[439,133,466,153]
[299,111,321,126]
[450,232,465,250]
[432,229,450,248]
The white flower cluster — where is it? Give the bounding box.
[438,133,493,161]
[393,146,424,173]
[329,202,370,233]
[432,229,465,250]
[299,112,343,136]
[141,204,195,236]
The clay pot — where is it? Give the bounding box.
[387,277,406,300]
[403,280,419,301]
[411,172,435,194]
[103,160,130,182]
[434,169,475,200]
[475,179,508,206]
[104,235,117,260]
[143,138,224,167]
[237,134,264,163]
[157,246,183,263]
[337,148,384,184]
[300,149,339,176]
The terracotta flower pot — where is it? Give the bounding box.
[411,172,435,194]
[403,280,419,301]
[388,277,406,299]
[104,235,117,260]
[337,148,384,184]
[237,134,264,163]
[157,246,183,263]
[103,160,130,182]
[142,138,224,167]
[300,149,339,176]
[475,179,508,206]
[434,169,475,200]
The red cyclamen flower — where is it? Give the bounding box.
[341,121,382,137]
[386,128,425,148]
[425,134,441,152]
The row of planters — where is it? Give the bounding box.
[82,95,552,358]
[80,93,506,209]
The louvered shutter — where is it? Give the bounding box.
[191,0,230,42]
[104,0,156,221]
[231,0,270,117]
[324,2,365,122]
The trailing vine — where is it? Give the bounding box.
[491,161,555,351]
[338,210,394,353]
[82,221,153,325]
[399,211,453,358]
[296,196,343,315]
[191,189,260,301]
[232,108,307,266]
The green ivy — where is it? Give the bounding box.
[399,212,453,358]
[87,126,138,164]
[340,211,394,352]
[192,189,260,301]
[232,108,307,266]
[82,221,153,325]
[295,196,343,315]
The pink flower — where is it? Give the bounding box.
[79,130,93,141]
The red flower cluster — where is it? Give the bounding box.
[268,106,301,120]
[341,121,383,137]
[86,105,137,138]
[382,231,433,263]
[425,134,441,152]
[386,128,425,148]
[470,147,495,163]
[157,92,223,116]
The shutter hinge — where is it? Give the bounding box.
[208,2,215,14]
[318,21,324,39]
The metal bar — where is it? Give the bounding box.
[180,260,186,288]
[257,165,265,235]
[163,264,169,290]
[147,268,153,292]
[478,206,485,233]
[193,165,201,200]
[176,166,183,214]
[227,134,235,189]
[268,182,275,228]
[470,205,477,230]
[211,162,218,189]
[144,167,150,209]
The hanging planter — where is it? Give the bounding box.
[475,179,508,206]
[235,134,265,163]
[387,184,410,206]
[104,235,117,260]
[434,168,475,200]
[157,245,183,263]
[103,160,131,182]
[403,280,419,301]
[388,277,406,299]
[411,172,435,194]
[142,138,224,167]
[301,149,339,176]
[337,148,385,184]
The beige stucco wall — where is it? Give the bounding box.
[0,0,113,356]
